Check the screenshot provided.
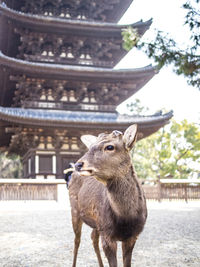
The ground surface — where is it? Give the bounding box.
[0,200,199,267]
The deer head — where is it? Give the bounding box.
[75,124,137,184]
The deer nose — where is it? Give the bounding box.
[75,162,84,172]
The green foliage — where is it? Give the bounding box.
[139,30,200,88]
[126,98,150,114]
[121,26,140,51]
[133,119,200,179]
[0,152,23,178]
[143,0,200,88]
[124,0,200,88]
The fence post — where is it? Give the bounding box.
[184,183,188,203]
[158,179,161,202]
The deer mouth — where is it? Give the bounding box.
[79,168,95,176]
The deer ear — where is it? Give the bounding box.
[81,135,97,149]
[123,124,137,150]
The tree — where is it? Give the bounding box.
[0,152,22,178]
[126,98,150,115]
[122,0,200,88]
[133,119,200,180]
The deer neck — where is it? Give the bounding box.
[106,166,141,218]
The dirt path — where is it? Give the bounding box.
[0,201,199,267]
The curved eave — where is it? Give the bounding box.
[0,52,158,81]
[0,107,173,150]
[106,0,134,23]
[0,4,152,36]
[0,106,173,129]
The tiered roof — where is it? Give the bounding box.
[0,106,173,151]
[0,51,157,107]
[4,0,134,23]
[0,4,152,68]
[0,4,151,34]
[0,0,173,156]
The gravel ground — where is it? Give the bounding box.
[0,199,200,267]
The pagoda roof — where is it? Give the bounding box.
[102,0,134,22]
[0,106,173,127]
[0,51,157,106]
[6,0,134,23]
[0,52,157,80]
[0,3,152,37]
[0,105,173,148]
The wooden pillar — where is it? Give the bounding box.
[158,179,162,202]
[184,183,188,203]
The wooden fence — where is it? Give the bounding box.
[0,178,200,202]
[143,179,200,202]
[0,179,66,201]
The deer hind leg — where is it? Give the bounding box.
[122,237,137,267]
[101,235,117,267]
[71,215,83,267]
[91,229,104,267]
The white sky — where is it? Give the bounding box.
[115,0,200,123]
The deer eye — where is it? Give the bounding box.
[105,145,115,151]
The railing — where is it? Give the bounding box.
[0,179,67,202]
[142,179,200,202]
[23,100,116,112]
[0,178,200,202]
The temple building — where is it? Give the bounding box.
[0,1,173,179]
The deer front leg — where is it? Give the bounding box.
[101,235,117,267]
[71,215,83,267]
[91,229,104,267]
[122,237,137,267]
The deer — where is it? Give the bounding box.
[68,124,147,267]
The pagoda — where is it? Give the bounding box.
[0,0,173,179]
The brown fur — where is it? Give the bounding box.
[68,125,147,267]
